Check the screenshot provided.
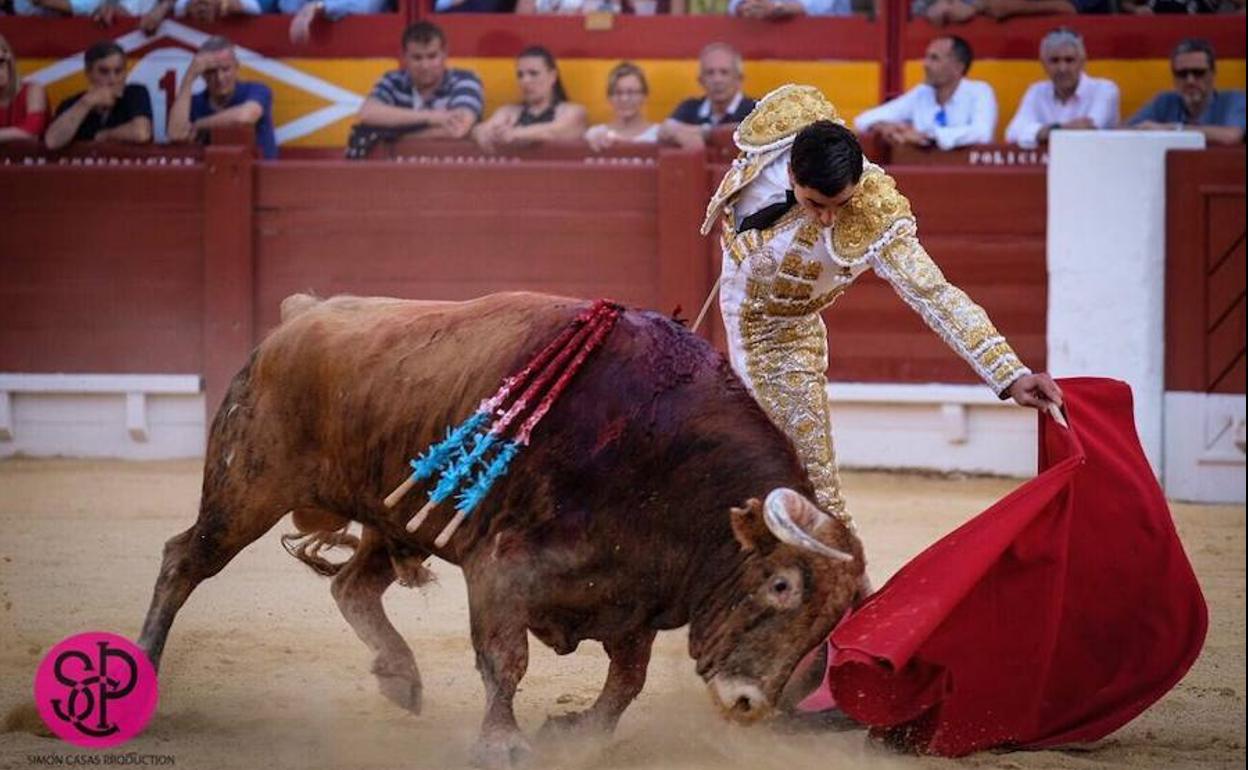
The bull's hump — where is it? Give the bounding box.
[279,293,323,322]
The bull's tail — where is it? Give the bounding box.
[281,528,359,577]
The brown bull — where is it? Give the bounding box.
[136,292,864,767]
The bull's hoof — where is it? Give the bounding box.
[469,731,532,769]
[375,670,422,715]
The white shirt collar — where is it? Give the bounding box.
[699,91,745,121]
[940,78,969,106]
[1054,72,1090,105]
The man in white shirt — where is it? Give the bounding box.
[1005,28,1120,150]
[853,36,996,151]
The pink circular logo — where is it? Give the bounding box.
[33,632,159,748]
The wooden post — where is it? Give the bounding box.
[657,148,710,327]
[1164,148,1247,394]
[202,145,255,427]
[880,0,904,104]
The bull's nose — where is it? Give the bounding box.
[710,676,770,723]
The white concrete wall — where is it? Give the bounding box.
[1046,130,1205,476]
[1163,392,1247,504]
[0,392,206,459]
[828,383,1037,477]
[0,375,1037,475]
[0,375,206,460]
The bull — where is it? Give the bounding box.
[136,292,864,767]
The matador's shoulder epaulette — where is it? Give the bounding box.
[701,84,844,235]
[831,167,915,263]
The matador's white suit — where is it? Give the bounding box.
[707,85,1031,521]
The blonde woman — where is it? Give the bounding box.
[585,62,660,151]
[0,34,48,143]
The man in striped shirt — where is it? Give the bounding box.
[347,21,484,157]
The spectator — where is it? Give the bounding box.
[1,33,48,143]
[44,41,152,151]
[971,0,1083,21]
[472,46,587,153]
[659,42,756,150]
[346,21,483,158]
[516,0,622,11]
[12,0,153,20]
[1129,38,1246,146]
[285,0,395,45]
[676,0,730,10]
[435,0,515,9]
[913,0,978,25]
[585,62,659,151]
[729,0,852,17]
[167,36,278,159]
[854,35,996,150]
[137,0,277,36]
[1005,28,1119,149]
[1121,0,1242,13]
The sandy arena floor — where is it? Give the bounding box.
[0,458,1243,770]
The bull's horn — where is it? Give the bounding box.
[763,488,855,563]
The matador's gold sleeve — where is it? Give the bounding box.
[869,221,1031,396]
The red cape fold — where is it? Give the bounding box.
[814,377,1207,756]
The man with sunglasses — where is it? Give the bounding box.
[1129,38,1245,146]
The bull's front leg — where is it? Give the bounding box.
[541,628,657,737]
[466,570,531,768]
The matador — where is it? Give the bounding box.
[707,85,1062,522]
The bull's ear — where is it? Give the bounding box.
[730,498,770,552]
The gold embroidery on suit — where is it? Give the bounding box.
[872,236,1028,394]
[713,95,1031,518]
[734,218,850,519]
[832,170,913,265]
[735,85,842,150]
[703,84,844,235]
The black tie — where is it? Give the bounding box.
[739,189,797,233]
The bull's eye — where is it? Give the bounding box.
[764,567,802,608]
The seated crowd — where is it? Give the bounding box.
[5,0,395,43]
[853,29,1242,149]
[1,21,1244,156]
[4,0,1243,22]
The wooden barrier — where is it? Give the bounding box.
[8,142,1240,420]
[382,136,660,163]
[0,161,205,375]
[0,141,204,166]
[246,146,706,416]
[203,146,256,416]
[827,166,1048,384]
[890,144,1048,168]
[1166,147,1246,395]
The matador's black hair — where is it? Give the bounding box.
[790,120,864,199]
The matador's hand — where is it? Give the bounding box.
[1007,372,1063,410]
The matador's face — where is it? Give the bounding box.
[789,171,859,229]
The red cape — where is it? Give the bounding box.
[812,377,1208,756]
